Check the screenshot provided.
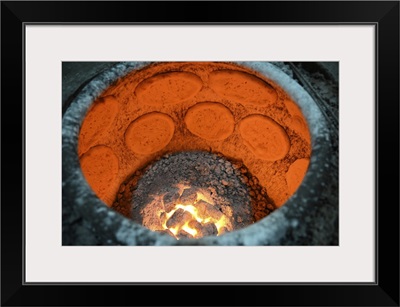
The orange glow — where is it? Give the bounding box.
[157,186,232,239]
[78,62,312,213]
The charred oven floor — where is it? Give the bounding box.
[112,151,276,239]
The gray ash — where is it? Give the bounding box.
[112,151,276,238]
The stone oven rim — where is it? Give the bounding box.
[62,61,332,246]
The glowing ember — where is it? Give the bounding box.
[157,185,232,239]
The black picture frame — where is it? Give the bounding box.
[2,1,399,306]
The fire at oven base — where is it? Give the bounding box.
[112,151,276,239]
[62,61,338,246]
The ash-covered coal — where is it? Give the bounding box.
[112,151,276,239]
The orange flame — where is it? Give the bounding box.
[158,185,232,239]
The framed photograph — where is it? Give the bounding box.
[2,1,398,306]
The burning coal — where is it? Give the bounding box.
[154,184,232,239]
[122,151,273,239]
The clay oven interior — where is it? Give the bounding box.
[76,62,312,240]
